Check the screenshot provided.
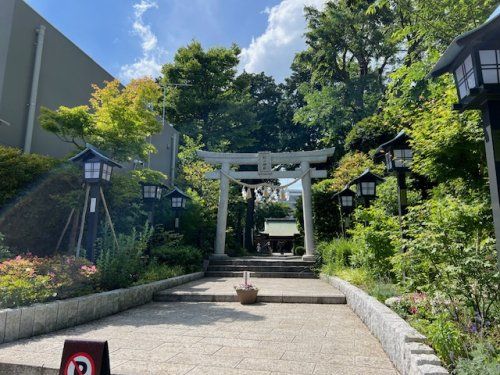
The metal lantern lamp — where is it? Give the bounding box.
[430,5,500,265]
[374,130,412,216]
[70,144,121,262]
[165,186,191,231]
[334,185,357,236]
[140,182,166,227]
[334,185,356,214]
[348,168,384,207]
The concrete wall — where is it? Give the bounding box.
[0,0,115,158]
[0,0,178,178]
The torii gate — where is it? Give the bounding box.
[197,148,335,260]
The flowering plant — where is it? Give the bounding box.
[234,283,258,291]
[234,271,258,291]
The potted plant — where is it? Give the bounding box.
[234,271,258,304]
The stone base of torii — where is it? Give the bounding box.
[197,148,335,260]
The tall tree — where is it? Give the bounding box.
[161,41,258,152]
[293,0,398,150]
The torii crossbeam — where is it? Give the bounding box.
[197,148,335,260]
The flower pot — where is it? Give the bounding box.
[235,289,258,304]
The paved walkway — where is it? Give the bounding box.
[155,278,346,303]
[0,278,398,375]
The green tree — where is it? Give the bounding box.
[161,41,258,152]
[293,0,398,148]
[40,78,161,162]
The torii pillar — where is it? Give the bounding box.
[197,148,335,260]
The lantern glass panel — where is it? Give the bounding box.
[479,50,500,84]
[454,55,477,99]
[172,197,183,208]
[360,182,375,196]
[84,162,101,179]
[393,149,413,168]
[341,195,353,207]
[144,185,157,199]
[101,163,112,181]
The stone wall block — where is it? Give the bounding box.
[18,305,36,339]
[56,299,78,330]
[0,309,8,344]
[76,296,96,325]
[44,302,59,333]
[3,308,21,342]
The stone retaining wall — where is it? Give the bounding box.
[0,272,204,344]
[321,274,449,375]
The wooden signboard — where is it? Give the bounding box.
[59,339,110,375]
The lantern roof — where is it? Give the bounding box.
[373,130,410,160]
[69,143,122,168]
[430,6,500,77]
[139,181,168,188]
[333,185,356,198]
[349,168,384,185]
[164,186,191,200]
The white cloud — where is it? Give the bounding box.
[239,0,326,82]
[120,0,165,82]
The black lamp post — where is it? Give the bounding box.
[164,187,191,231]
[348,168,384,207]
[70,144,121,262]
[140,182,166,227]
[334,185,356,236]
[430,6,500,265]
[374,130,413,217]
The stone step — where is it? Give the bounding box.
[204,271,317,279]
[207,265,313,272]
[153,292,346,304]
[209,260,314,267]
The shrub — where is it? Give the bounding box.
[0,254,97,308]
[455,341,500,375]
[398,186,499,325]
[349,205,399,278]
[0,233,11,260]
[0,165,81,256]
[293,246,305,256]
[0,146,59,206]
[136,263,184,284]
[413,314,466,367]
[96,224,153,290]
[151,244,202,273]
[317,238,355,272]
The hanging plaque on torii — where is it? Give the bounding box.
[197,147,335,260]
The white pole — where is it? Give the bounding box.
[213,162,230,258]
[23,25,46,154]
[300,161,315,261]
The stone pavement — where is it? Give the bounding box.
[154,277,346,304]
[0,278,399,375]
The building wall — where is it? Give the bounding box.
[0,0,178,180]
[0,0,114,158]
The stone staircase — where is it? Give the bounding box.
[205,256,317,279]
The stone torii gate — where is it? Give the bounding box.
[197,148,335,260]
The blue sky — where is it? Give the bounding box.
[24,0,326,83]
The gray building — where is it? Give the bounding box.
[0,0,178,178]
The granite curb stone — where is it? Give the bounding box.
[321,274,449,375]
[0,272,204,344]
